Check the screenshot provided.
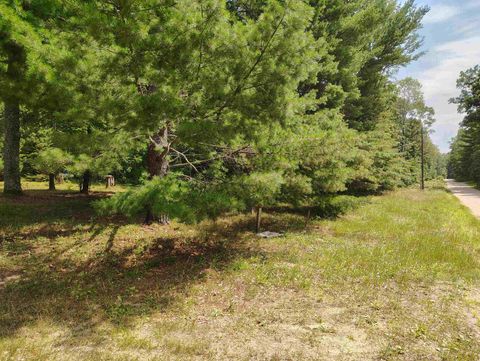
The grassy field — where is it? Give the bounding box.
[1,181,480,360]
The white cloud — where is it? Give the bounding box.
[465,0,480,9]
[423,4,460,24]
[454,21,480,37]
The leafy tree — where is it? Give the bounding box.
[96,174,240,224]
[394,77,443,187]
[65,131,135,194]
[79,0,319,220]
[448,66,480,183]
[1,0,442,230]
[33,147,72,190]
[0,1,68,194]
[305,0,427,130]
[234,171,284,232]
[448,130,471,180]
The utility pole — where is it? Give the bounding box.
[420,121,425,190]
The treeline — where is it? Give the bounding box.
[1,0,445,223]
[448,66,480,183]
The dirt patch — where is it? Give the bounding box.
[181,288,381,360]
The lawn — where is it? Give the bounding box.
[1,182,480,360]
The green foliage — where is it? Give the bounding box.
[33,148,72,176]
[393,77,446,184]
[186,186,242,221]
[1,0,435,221]
[314,195,364,218]
[96,174,240,223]
[233,172,284,208]
[448,66,480,183]
[63,130,139,181]
[280,174,313,207]
[96,175,192,221]
[67,154,93,178]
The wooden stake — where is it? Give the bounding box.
[255,207,262,233]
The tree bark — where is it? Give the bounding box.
[147,127,169,178]
[3,42,25,195]
[144,207,155,225]
[144,127,170,225]
[80,171,91,194]
[48,173,56,191]
[305,208,311,227]
[3,100,22,194]
[255,207,262,233]
[421,124,425,190]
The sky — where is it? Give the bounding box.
[397,0,480,153]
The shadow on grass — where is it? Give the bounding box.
[0,229,255,339]
[0,188,314,342]
[0,191,102,228]
[0,204,308,343]
[0,190,122,243]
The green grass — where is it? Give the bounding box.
[1,182,480,360]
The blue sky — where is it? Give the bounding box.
[397,0,480,152]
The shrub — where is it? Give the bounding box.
[233,172,284,209]
[314,195,365,218]
[95,174,240,223]
[33,148,72,176]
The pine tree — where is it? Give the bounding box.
[448,66,480,183]
[0,1,69,193]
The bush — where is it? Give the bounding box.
[314,195,365,218]
[425,178,446,190]
[95,174,240,223]
[233,172,284,209]
[33,148,72,176]
[280,174,313,207]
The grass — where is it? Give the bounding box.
[1,181,480,360]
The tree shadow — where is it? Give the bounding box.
[197,211,313,238]
[0,219,259,342]
[0,190,130,246]
[0,190,311,344]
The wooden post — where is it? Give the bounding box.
[255,207,262,234]
[105,175,115,188]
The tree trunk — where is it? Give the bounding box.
[421,124,425,190]
[80,171,91,194]
[3,42,25,195]
[255,207,262,233]
[48,173,56,191]
[144,127,170,225]
[144,207,155,225]
[147,127,169,178]
[3,100,22,194]
[305,208,311,227]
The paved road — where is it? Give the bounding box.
[446,179,480,218]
